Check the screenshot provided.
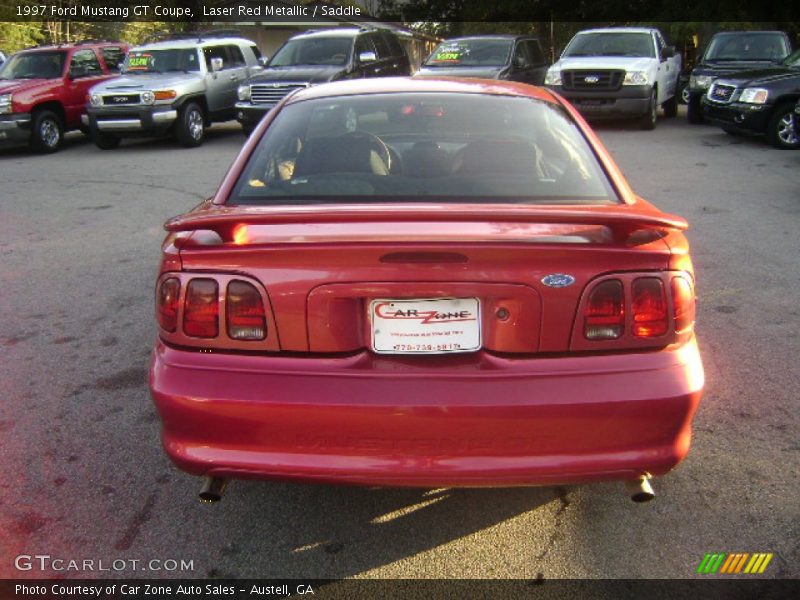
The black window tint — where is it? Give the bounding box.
[513,41,531,66]
[354,35,376,58]
[526,40,544,64]
[203,45,226,69]
[70,49,102,76]
[250,45,262,60]
[226,45,245,67]
[370,33,392,60]
[100,46,125,72]
[384,33,405,58]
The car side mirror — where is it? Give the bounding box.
[358,51,377,64]
[210,57,223,72]
[662,46,676,61]
[258,56,269,67]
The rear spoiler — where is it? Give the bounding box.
[164,203,688,244]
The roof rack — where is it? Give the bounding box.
[145,29,245,44]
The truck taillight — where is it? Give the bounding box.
[584,280,624,340]
[671,276,695,333]
[632,278,668,338]
[183,279,219,338]
[226,280,266,340]
[156,277,180,332]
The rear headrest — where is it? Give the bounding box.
[453,139,537,175]
[293,135,389,176]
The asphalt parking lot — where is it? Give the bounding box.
[1,109,798,581]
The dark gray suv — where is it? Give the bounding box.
[236,27,411,134]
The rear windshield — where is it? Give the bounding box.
[229,93,619,206]
[424,39,513,67]
[704,33,790,62]
[563,32,655,58]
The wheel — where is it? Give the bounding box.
[766,103,800,150]
[680,85,690,105]
[687,95,704,124]
[176,102,206,147]
[29,110,63,153]
[639,89,657,130]
[92,130,121,149]
[663,94,678,118]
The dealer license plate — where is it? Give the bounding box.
[369,298,481,354]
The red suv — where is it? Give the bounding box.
[0,41,127,152]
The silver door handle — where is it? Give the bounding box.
[230,75,238,80]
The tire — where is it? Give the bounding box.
[93,130,121,150]
[663,94,678,118]
[639,89,657,130]
[29,110,63,153]
[175,102,206,147]
[680,85,690,105]
[766,103,800,150]
[687,95,704,124]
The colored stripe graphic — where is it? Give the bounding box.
[699,552,774,575]
[733,553,749,573]
[697,554,713,574]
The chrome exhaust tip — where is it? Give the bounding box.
[625,476,655,503]
[199,477,228,503]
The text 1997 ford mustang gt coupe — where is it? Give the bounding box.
[149,77,704,503]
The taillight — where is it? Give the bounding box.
[671,276,695,333]
[226,280,266,340]
[584,280,624,340]
[632,278,668,337]
[183,279,219,338]
[156,278,180,332]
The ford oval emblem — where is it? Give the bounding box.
[541,274,576,288]
[584,76,599,83]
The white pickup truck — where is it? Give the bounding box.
[544,27,681,130]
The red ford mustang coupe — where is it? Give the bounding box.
[149,78,704,502]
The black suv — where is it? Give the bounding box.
[414,35,549,85]
[686,31,792,123]
[236,28,410,134]
[702,48,800,149]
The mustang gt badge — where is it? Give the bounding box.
[541,274,576,288]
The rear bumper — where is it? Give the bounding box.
[149,338,704,487]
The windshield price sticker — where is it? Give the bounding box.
[127,53,153,70]
[370,298,481,354]
[430,45,467,64]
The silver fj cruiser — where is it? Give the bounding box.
[85,31,263,148]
